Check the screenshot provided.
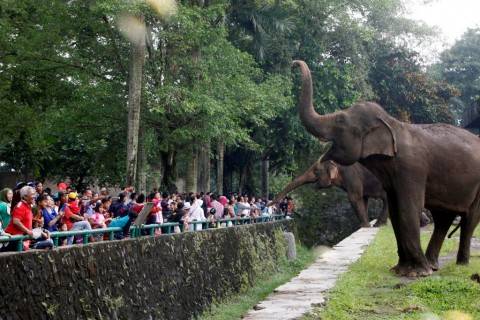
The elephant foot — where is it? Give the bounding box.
[360,222,371,228]
[456,257,470,265]
[390,263,433,278]
[373,219,387,228]
[426,258,439,271]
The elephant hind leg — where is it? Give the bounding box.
[425,211,456,270]
[457,211,480,265]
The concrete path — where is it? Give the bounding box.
[243,225,379,320]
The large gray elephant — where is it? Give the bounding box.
[293,60,480,277]
[270,160,388,228]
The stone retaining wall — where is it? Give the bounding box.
[0,220,294,320]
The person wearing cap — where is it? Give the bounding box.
[67,192,81,214]
[62,192,92,245]
[57,182,68,192]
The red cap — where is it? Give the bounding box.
[57,182,68,191]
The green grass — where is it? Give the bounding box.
[474,224,480,238]
[199,244,316,320]
[304,224,480,320]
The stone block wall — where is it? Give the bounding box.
[0,220,294,320]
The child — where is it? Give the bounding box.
[30,195,54,250]
[207,208,217,229]
[90,203,111,241]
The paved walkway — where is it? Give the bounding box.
[243,225,379,320]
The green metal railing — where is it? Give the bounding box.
[0,214,289,252]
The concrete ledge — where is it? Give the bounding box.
[243,225,379,320]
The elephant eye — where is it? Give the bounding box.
[335,113,347,124]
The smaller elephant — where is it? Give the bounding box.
[270,160,388,227]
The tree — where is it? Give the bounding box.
[434,28,480,117]
[0,0,129,185]
[369,41,458,124]
[125,14,146,187]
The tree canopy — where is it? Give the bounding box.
[433,28,480,118]
[0,0,469,194]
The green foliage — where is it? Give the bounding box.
[0,0,128,185]
[433,28,480,118]
[369,41,458,124]
[149,4,292,147]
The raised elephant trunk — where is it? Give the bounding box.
[292,60,334,141]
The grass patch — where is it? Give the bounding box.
[199,244,315,320]
[474,224,480,238]
[305,224,480,320]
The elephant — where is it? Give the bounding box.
[269,159,388,228]
[292,60,480,277]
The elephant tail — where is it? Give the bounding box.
[447,221,461,238]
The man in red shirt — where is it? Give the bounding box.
[2,186,36,251]
[5,186,35,236]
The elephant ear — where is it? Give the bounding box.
[327,161,339,180]
[361,117,397,158]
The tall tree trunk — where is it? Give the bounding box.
[244,163,253,196]
[261,157,269,200]
[239,165,247,195]
[197,141,211,192]
[125,20,146,187]
[185,145,198,193]
[161,148,177,193]
[136,123,147,194]
[216,141,224,195]
[150,161,163,192]
[230,168,234,194]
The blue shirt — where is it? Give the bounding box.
[42,208,59,232]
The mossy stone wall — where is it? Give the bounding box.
[0,220,294,320]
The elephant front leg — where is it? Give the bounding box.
[373,196,388,227]
[349,195,370,228]
[389,191,432,277]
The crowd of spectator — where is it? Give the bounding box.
[0,181,295,252]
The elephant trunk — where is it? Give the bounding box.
[270,169,316,205]
[292,60,334,141]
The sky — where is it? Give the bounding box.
[405,0,480,61]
